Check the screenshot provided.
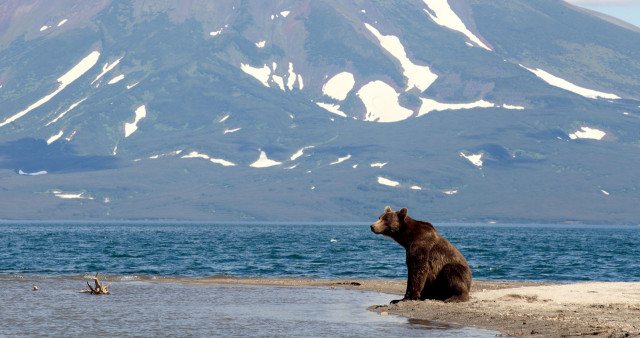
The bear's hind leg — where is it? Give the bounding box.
[438,263,471,303]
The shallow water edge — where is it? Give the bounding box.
[4,274,639,336]
[0,275,502,337]
[146,276,640,337]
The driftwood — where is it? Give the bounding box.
[80,272,111,294]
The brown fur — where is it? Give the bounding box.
[371,206,472,303]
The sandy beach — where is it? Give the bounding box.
[170,277,640,337]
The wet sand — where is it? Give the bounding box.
[168,277,640,337]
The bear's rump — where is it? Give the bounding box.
[421,262,470,301]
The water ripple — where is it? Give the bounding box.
[1,222,639,282]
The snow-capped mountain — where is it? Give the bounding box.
[1,0,639,223]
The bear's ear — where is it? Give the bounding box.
[385,206,392,213]
[399,208,408,219]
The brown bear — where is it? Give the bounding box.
[370,206,471,303]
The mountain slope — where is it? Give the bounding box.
[1,0,639,223]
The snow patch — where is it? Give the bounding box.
[377,176,400,187]
[57,19,68,27]
[272,74,285,91]
[286,62,297,91]
[40,25,49,31]
[443,190,458,195]
[423,0,491,51]
[223,127,241,134]
[126,82,139,89]
[330,155,351,165]
[149,149,183,159]
[64,130,76,141]
[291,146,315,161]
[601,189,610,196]
[322,72,355,100]
[358,81,413,122]
[47,130,64,144]
[271,11,290,20]
[241,63,271,87]
[365,24,438,92]
[52,190,93,200]
[502,104,524,110]
[58,51,101,85]
[47,96,88,126]
[316,102,347,118]
[520,65,620,100]
[219,114,230,123]
[92,57,123,85]
[240,61,300,90]
[182,151,209,160]
[19,169,47,176]
[370,162,388,168]
[460,152,483,167]
[181,151,236,166]
[569,127,606,140]
[250,151,282,168]
[418,98,495,116]
[256,40,266,48]
[0,51,100,128]
[108,74,125,85]
[124,105,146,138]
[210,24,229,36]
[410,186,422,190]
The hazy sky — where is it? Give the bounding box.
[565,0,640,28]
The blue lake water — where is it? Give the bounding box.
[2,222,640,336]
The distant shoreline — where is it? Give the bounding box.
[160,277,640,337]
[2,220,638,227]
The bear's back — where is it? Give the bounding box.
[406,218,468,264]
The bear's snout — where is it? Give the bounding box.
[370,220,384,234]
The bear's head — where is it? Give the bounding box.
[370,206,408,235]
